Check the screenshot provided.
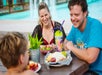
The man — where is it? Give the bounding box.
[64,0,102,75]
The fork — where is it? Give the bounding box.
[45,62,50,70]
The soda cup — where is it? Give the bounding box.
[55,30,63,51]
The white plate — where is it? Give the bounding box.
[50,64,63,67]
[45,51,72,67]
[34,63,41,72]
[50,55,72,67]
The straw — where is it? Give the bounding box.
[60,20,65,31]
[53,20,65,31]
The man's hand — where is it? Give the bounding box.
[63,39,74,51]
[66,41,74,50]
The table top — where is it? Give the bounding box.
[38,53,88,75]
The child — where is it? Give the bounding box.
[0,32,38,75]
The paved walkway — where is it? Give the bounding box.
[0,19,72,33]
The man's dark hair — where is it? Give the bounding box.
[68,0,88,12]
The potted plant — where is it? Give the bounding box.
[28,33,42,62]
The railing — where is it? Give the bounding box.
[0,0,98,15]
[0,0,29,15]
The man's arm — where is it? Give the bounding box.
[64,40,100,64]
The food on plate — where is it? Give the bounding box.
[61,51,67,57]
[50,57,56,62]
[46,52,67,62]
[27,61,38,71]
[40,45,53,54]
[40,45,52,50]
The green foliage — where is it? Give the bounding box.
[28,33,42,50]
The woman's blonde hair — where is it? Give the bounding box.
[38,2,51,26]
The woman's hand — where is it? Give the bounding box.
[63,39,69,50]
[51,43,57,50]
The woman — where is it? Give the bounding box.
[0,32,38,75]
[32,2,66,51]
